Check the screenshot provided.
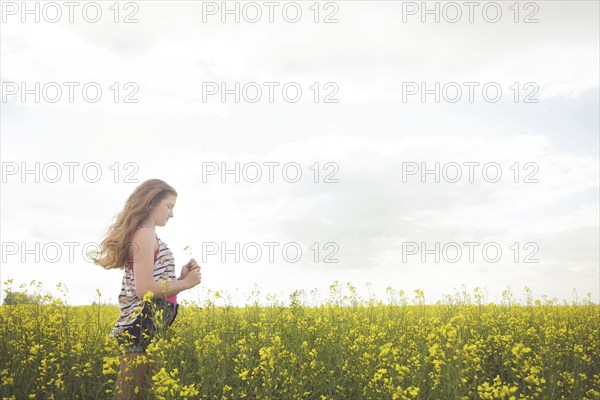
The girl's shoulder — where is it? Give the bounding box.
[135,225,155,231]
[131,226,159,251]
[135,226,158,237]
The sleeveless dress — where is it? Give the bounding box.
[108,227,178,339]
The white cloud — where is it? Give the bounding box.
[1,1,598,305]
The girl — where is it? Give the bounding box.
[91,179,202,400]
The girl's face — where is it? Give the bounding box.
[152,194,177,226]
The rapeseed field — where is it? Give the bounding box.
[1,280,598,399]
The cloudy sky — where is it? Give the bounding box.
[1,1,598,306]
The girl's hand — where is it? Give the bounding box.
[183,266,202,290]
[179,258,200,280]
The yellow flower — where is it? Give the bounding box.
[143,290,155,302]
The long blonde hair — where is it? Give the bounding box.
[90,179,177,270]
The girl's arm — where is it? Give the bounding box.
[131,228,190,300]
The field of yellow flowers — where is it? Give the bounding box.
[1,280,599,400]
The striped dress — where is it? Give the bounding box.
[108,227,178,339]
